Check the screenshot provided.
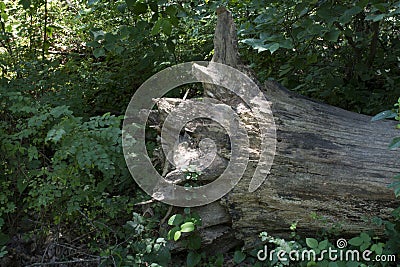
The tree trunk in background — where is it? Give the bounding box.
[159,7,400,250]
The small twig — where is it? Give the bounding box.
[159,206,173,228]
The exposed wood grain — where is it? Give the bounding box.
[156,7,400,250]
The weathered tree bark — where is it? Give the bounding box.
[155,7,400,250]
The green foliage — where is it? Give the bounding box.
[238,0,400,114]
[372,97,400,196]
[1,0,400,264]
[167,208,202,266]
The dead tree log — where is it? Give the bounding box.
[153,7,400,249]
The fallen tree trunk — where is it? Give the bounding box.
[154,7,400,249]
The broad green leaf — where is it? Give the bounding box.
[151,18,172,35]
[167,226,179,240]
[348,236,363,246]
[268,43,280,54]
[371,110,396,121]
[161,19,172,35]
[346,261,359,267]
[86,41,100,48]
[0,2,5,11]
[372,3,388,13]
[233,250,246,264]
[165,5,177,16]
[173,230,181,241]
[366,13,386,22]
[117,3,126,13]
[46,128,66,143]
[168,214,183,226]
[151,18,163,35]
[324,30,341,42]
[19,0,30,9]
[149,1,157,12]
[389,137,400,150]
[125,0,135,9]
[187,251,201,267]
[91,30,104,41]
[27,146,38,161]
[17,178,28,194]
[360,232,371,243]
[180,221,195,232]
[105,33,117,43]
[88,0,99,5]
[93,48,105,58]
[339,6,362,24]
[318,239,328,250]
[360,242,370,251]
[306,238,319,248]
[187,235,202,250]
[241,38,268,52]
[131,2,147,15]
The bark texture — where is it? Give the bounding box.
[153,7,400,249]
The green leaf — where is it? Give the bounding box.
[233,250,246,264]
[151,18,163,35]
[318,239,328,250]
[149,1,157,12]
[371,110,396,121]
[187,251,201,267]
[105,33,118,44]
[187,234,202,250]
[46,128,66,143]
[125,0,135,9]
[165,5,177,16]
[86,41,100,48]
[167,226,179,240]
[19,0,31,9]
[0,2,5,11]
[151,18,172,35]
[117,3,127,13]
[88,0,99,5]
[389,137,400,150]
[366,13,386,22]
[17,178,28,194]
[324,30,341,42]
[27,146,38,161]
[168,214,183,226]
[360,242,369,251]
[241,38,267,52]
[91,30,104,41]
[348,236,363,246]
[306,238,319,249]
[268,43,280,54]
[131,2,147,15]
[346,261,359,267]
[180,222,195,233]
[93,48,105,58]
[360,232,371,243]
[161,19,172,35]
[339,6,362,24]
[173,230,181,241]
